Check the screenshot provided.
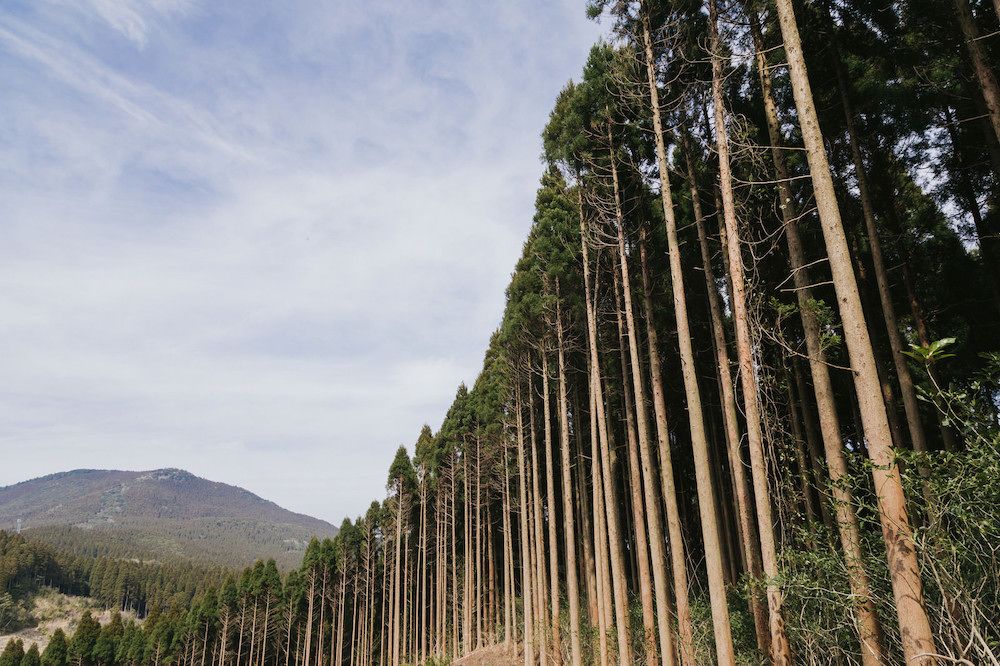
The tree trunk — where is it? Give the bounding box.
[555,280,583,666]
[302,575,313,666]
[639,221,698,666]
[463,445,473,656]
[680,127,769,656]
[475,436,484,650]
[516,381,536,666]
[639,3,736,660]
[420,480,427,664]
[528,387,550,665]
[599,125,638,666]
[772,0,938,662]
[611,260,660,666]
[833,42,930,462]
[541,351,562,663]
[502,447,514,653]
[708,3,792,660]
[580,206,610,666]
[393,483,403,666]
[954,0,1000,145]
[749,9,888,661]
[450,459,459,662]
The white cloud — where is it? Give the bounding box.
[0,0,605,524]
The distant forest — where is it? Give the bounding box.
[6,0,1000,665]
[0,530,228,627]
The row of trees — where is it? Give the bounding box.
[324,0,997,663]
[6,0,997,663]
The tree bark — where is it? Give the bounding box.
[515,381,536,666]
[528,387,550,665]
[639,5,736,662]
[708,3,792,660]
[611,258,661,666]
[749,9,888,661]
[680,127,770,655]
[954,0,1000,145]
[772,0,938,661]
[579,200,611,666]
[541,350,563,663]
[555,280,584,666]
[833,43,930,460]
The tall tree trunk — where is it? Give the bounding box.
[954,0,1000,145]
[380,553,388,666]
[259,594,271,666]
[502,447,514,653]
[772,1,938,662]
[832,40,930,463]
[575,386,600,632]
[639,4,735,661]
[529,388,550,665]
[302,574,314,666]
[748,9,888,662]
[681,128,769,655]
[541,351,563,663]
[393,484,404,666]
[335,567,347,666]
[708,3,792,661]
[489,503,498,642]
[575,189,602,641]
[248,597,258,666]
[404,522,411,663]
[419,480,427,664]
[315,569,327,666]
[555,280,583,666]
[464,444,473,656]
[451,459,459,662]
[611,261,660,666]
[598,125,637,666]
[639,222,696,666]
[475,436,484,650]
[349,567,360,666]
[516,382,536,666]
[580,210,610,666]
[219,607,231,666]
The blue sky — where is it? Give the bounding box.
[0,0,607,525]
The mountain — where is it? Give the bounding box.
[0,468,338,570]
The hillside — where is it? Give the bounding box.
[0,469,337,569]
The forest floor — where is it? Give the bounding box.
[0,589,128,652]
[452,643,524,666]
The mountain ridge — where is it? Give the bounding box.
[0,468,338,569]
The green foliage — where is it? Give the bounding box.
[899,355,1000,662]
[68,611,100,666]
[0,593,31,634]
[387,445,417,495]
[0,640,24,666]
[21,643,40,666]
[902,337,957,364]
[40,629,68,666]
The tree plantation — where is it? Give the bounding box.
[6,0,1000,664]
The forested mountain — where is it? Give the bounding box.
[5,0,1000,666]
[0,470,337,570]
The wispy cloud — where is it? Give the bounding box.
[0,0,604,523]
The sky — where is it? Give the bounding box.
[0,0,608,526]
